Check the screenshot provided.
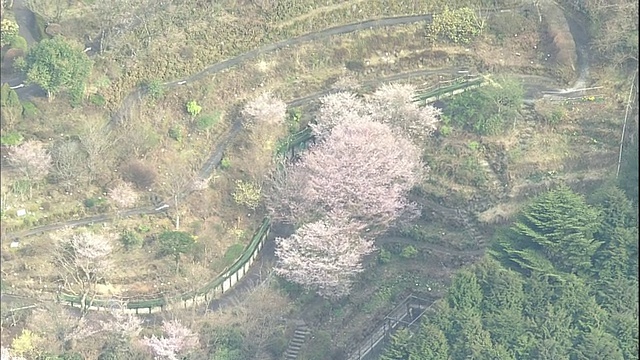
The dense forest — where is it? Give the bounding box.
[381,182,639,360]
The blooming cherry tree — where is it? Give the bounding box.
[140,319,199,360]
[272,117,423,234]
[310,91,369,139]
[7,140,52,181]
[108,181,138,209]
[269,82,436,299]
[242,92,287,127]
[54,229,114,313]
[275,218,375,299]
[366,83,441,142]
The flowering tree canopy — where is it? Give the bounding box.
[271,117,423,234]
[269,83,435,298]
[242,92,287,127]
[140,319,199,360]
[108,181,138,209]
[8,140,52,181]
[275,218,375,299]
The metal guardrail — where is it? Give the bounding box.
[346,295,432,360]
[58,218,271,314]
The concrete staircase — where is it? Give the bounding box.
[283,320,311,360]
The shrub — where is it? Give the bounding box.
[378,248,393,264]
[136,225,151,233]
[10,35,28,51]
[266,336,288,358]
[84,197,107,209]
[120,231,143,250]
[400,245,419,258]
[196,111,221,131]
[232,180,262,209]
[220,157,231,170]
[443,77,523,136]
[439,125,452,137]
[89,93,106,107]
[186,100,202,117]
[146,79,164,100]
[1,18,19,47]
[168,125,183,142]
[0,131,24,146]
[22,101,38,118]
[426,6,484,44]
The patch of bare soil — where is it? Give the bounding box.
[539,2,578,82]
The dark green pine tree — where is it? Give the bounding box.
[570,327,624,360]
[408,322,449,360]
[498,185,602,275]
[605,308,639,360]
[380,328,412,360]
[446,270,483,313]
[591,186,638,281]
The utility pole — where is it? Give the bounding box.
[616,70,637,179]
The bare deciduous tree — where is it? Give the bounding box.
[140,319,199,360]
[159,161,199,230]
[274,218,375,299]
[53,229,114,314]
[50,139,89,189]
[78,121,116,184]
[108,181,139,209]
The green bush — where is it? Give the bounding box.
[22,101,38,118]
[136,225,151,233]
[223,243,245,264]
[426,6,484,44]
[439,125,452,137]
[220,157,231,170]
[84,197,107,209]
[1,18,19,47]
[378,248,393,264]
[0,131,24,146]
[146,79,164,100]
[266,336,288,358]
[286,107,302,133]
[400,245,419,259]
[168,125,183,142]
[186,100,202,117]
[196,111,221,130]
[467,141,481,151]
[10,35,28,51]
[443,77,523,136]
[89,93,106,107]
[305,331,333,360]
[120,231,143,251]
